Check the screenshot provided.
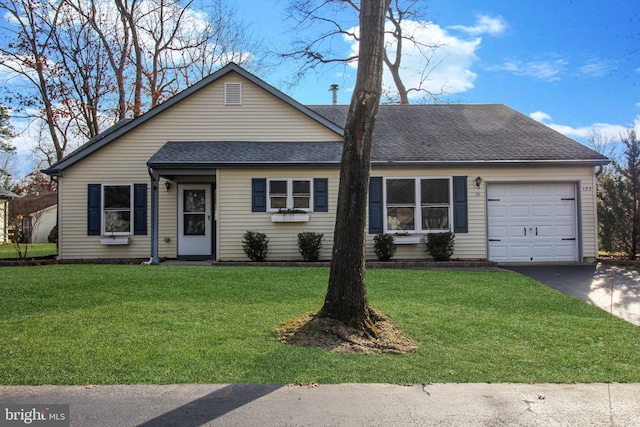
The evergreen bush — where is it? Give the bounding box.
[373,233,397,261]
[242,231,269,261]
[297,232,324,261]
[425,232,455,261]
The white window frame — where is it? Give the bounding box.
[102,184,133,235]
[267,178,313,212]
[383,177,452,234]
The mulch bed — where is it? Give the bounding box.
[276,312,418,354]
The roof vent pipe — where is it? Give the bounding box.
[329,84,339,105]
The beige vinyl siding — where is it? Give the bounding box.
[365,164,598,261]
[60,159,599,261]
[55,67,601,262]
[218,168,339,261]
[217,164,599,262]
[57,71,341,260]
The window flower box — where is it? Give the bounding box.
[100,236,131,245]
[392,234,422,244]
[271,212,310,222]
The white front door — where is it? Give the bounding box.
[178,183,212,258]
[487,183,578,263]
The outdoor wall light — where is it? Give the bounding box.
[475,176,483,188]
[164,180,172,192]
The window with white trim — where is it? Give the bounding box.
[103,184,133,234]
[385,177,451,232]
[268,179,312,211]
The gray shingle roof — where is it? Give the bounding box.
[148,141,344,168]
[9,192,57,215]
[0,188,19,200]
[43,63,609,174]
[149,104,609,168]
[309,104,609,164]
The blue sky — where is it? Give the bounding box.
[3,0,638,179]
[238,0,639,146]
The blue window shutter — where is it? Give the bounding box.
[369,176,383,234]
[87,184,101,236]
[252,178,267,212]
[314,178,328,212]
[133,183,147,235]
[453,176,468,233]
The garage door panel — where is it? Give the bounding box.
[554,205,575,217]
[508,226,527,238]
[532,184,554,196]
[555,243,577,256]
[508,186,531,197]
[553,225,576,238]
[510,245,531,257]
[489,225,508,239]
[510,206,530,218]
[490,246,508,258]
[488,205,508,218]
[532,245,554,261]
[489,226,509,239]
[532,205,553,217]
[553,185,575,198]
[487,183,577,263]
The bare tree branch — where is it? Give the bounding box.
[283,0,448,103]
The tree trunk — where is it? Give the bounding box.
[318,0,390,335]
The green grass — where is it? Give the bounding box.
[1,265,639,385]
[0,243,57,259]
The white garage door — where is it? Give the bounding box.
[487,183,577,263]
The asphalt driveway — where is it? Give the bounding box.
[506,264,640,326]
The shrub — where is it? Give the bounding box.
[426,232,455,261]
[297,232,324,261]
[242,231,269,261]
[48,225,58,244]
[373,234,397,261]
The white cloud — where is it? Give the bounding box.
[579,60,619,77]
[448,15,507,36]
[345,20,484,98]
[530,110,640,141]
[492,59,568,82]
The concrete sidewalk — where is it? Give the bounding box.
[2,383,639,426]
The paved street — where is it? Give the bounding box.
[2,383,640,426]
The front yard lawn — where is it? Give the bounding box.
[0,243,57,259]
[1,265,638,385]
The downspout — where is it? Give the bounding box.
[51,176,59,258]
[146,165,159,264]
[3,199,7,244]
[595,164,604,177]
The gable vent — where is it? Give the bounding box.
[225,82,242,105]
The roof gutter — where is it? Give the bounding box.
[371,159,612,167]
